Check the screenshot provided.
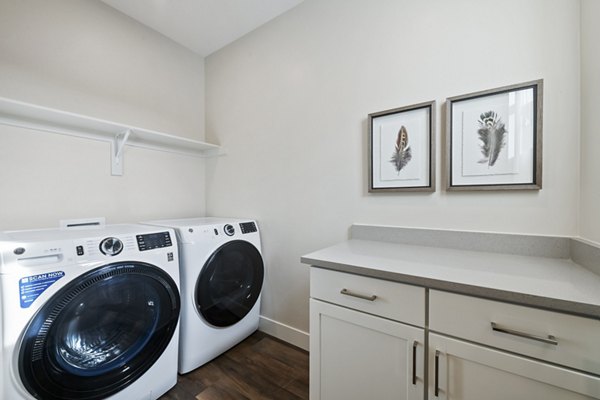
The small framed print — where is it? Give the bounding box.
[446,80,543,191]
[368,101,435,192]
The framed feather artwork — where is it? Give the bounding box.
[446,80,543,191]
[368,101,435,192]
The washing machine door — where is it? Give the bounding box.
[19,262,180,400]
[195,240,264,327]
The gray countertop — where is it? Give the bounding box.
[301,238,600,319]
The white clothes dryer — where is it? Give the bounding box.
[144,217,263,374]
[0,224,181,400]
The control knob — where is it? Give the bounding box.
[224,224,235,236]
[99,237,123,256]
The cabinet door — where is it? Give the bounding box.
[310,299,424,400]
[429,333,600,400]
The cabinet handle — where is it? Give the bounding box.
[434,350,440,397]
[340,288,377,301]
[491,322,558,345]
[412,341,417,385]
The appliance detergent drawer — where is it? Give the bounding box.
[429,290,600,375]
[310,267,425,327]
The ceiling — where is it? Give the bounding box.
[101,0,304,57]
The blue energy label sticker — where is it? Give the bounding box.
[19,271,65,308]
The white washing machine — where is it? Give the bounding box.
[144,217,263,374]
[0,224,181,400]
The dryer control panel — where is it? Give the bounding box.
[240,222,257,234]
[136,231,172,251]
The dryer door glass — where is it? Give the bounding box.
[196,240,264,327]
[19,262,180,400]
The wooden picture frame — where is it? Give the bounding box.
[446,80,543,191]
[368,101,436,192]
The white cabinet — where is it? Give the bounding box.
[310,300,424,400]
[310,268,425,400]
[309,268,600,400]
[428,333,600,400]
[429,290,600,400]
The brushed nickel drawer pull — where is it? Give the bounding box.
[340,288,377,301]
[412,341,418,385]
[434,350,440,397]
[491,322,558,345]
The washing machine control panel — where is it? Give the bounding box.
[136,231,172,251]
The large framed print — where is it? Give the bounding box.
[446,80,543,191]
[368,101,435,192]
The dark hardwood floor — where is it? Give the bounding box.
[160,331,309,400]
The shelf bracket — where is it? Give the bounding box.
[111,129,131,176]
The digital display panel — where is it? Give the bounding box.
[136,232,172,251]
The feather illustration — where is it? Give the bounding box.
[477,111,506,167]
[390,126,412,173]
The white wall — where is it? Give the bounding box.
[205,0,581,335]
[0,0,206,230]
[580,0,600,244]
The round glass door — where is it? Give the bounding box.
[19,262,180,400]
[195,240,264,327]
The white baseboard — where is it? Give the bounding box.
[258,315,309,351]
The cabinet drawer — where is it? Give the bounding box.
[310,267,425,327]
[430,290,600,375]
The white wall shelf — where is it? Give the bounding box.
[0,96,221,176]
